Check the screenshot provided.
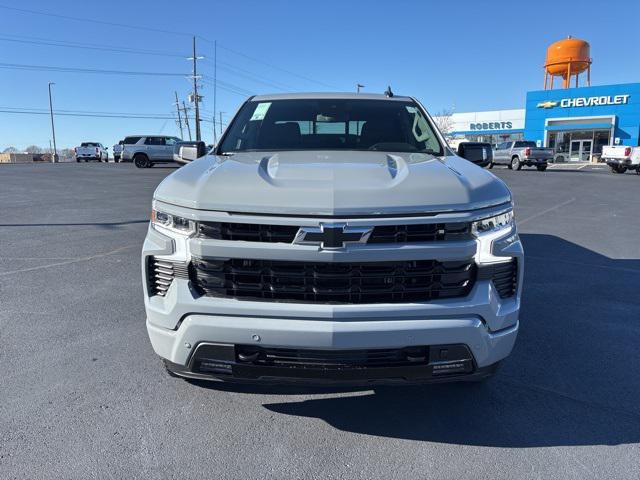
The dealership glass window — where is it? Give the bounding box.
[548,130,610,155]
[593,131,610,154]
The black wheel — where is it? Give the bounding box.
[511,157,522,170]
[488,161,494,169]
[536,165,547,172]
[76,158,80,163]
[611,165,626,174]
[134,154,150,168]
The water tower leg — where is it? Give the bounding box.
[575,73,578,88]
[587,66,591,86]
[544,70,548,90]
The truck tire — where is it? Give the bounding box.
[134,154,151,168]
[611,165,626,174]
[488,161,494,169]
[511,156,522,170]
[536,165,547,172]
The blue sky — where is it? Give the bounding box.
[1,0,639,150]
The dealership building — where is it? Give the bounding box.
[449,82,640,162]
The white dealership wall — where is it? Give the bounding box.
[450,109,525,136]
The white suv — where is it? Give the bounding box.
[121,136,182,168]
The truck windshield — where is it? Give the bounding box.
[218,99,443,155]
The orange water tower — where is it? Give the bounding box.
[544,36,591,89]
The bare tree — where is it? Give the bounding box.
[432,109,454,137]
[24,145,43,154]
[2,146,18,153]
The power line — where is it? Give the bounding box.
[201,78,253,97]
[0,109,175,119]
[205,60,294,91]
[0,62,186,77]
[0,33,185,57]
[0,106,180,116]
[0,4,192,37]
[0,108,215,122]
[0,4,338,90]
[213,42,339,89]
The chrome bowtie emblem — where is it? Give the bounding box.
[293,223,373,249]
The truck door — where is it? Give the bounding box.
[144,137,166,159]
[494,142,508,164]
[163,137,179,160]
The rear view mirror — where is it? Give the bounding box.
[457,142,493,168]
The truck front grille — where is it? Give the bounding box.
[197,221,472,244]
[190,257,476,304]
[147,257,189,297]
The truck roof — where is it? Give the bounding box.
[250,92,414,102]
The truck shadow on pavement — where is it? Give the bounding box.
[256,234,640,447]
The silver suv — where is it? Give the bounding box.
[142,93,523,385]
[121,135,182,168]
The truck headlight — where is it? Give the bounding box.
[151,208,196,236]
[472,210,514,236]
[473,209,517,264]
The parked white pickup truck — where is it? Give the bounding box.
[75,142,108,162]
[602,145,640,174]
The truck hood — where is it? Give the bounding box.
[154,151,511,216]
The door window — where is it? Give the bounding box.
[145,137,165,146]
[164,137,178,146]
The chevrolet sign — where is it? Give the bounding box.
[537,94,630,109]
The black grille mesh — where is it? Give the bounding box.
[237,346,430,368]
[479,259,518,298]
[190,257,476,304]
[197,221,472,244]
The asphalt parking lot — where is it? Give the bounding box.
[1,162,639,479]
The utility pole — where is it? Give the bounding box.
[48,82,57,162]
[213,40,217,141]
[356,83,365,93]
[182,101,192,141]
[174,91,184,139]
[189,36,203,141]
[219,111,225,137]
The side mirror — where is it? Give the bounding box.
[457,142,493,167]
[177,141,207,164]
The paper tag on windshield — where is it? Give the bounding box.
[250,102,272,121]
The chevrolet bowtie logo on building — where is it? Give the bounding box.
[537,100,558,109]
[294,223,373,249]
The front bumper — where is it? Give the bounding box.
[150,315,517,384]
[143,205,523,384]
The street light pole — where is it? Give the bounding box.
[48,82,58,163]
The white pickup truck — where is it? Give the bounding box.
[75,142,108,162]
[602,145,640,174]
